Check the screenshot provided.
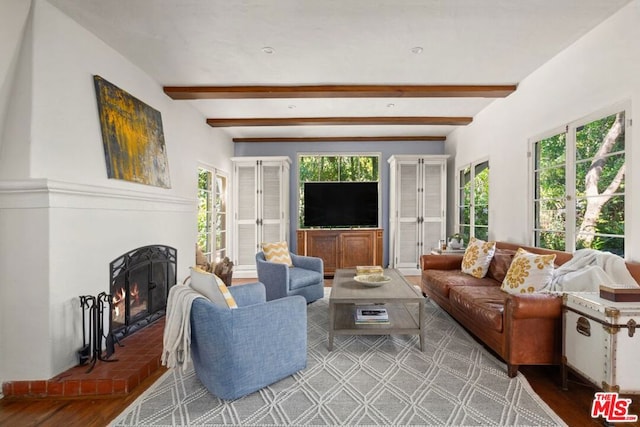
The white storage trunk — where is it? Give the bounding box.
[562,292,640,394]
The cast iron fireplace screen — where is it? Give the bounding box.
[109,245,177,339]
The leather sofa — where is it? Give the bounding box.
[421,242,574,377]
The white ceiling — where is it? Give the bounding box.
[47,0,631,141]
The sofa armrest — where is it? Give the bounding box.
[420,254,463,271]
[506,293,563,319]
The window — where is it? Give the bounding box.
[532,107,627,256]
[457,160,489,242]
[197,167,228,262]
[298,154,380,227]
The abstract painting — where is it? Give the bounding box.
[94,75,171,188]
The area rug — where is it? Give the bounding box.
[110,289,566,426]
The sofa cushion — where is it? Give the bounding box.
[422,269,498,299]
[449,286,507,332]
[461,237,497,278]
[487,248,517,282]
[501,248,556,294]
[288,267,323,290]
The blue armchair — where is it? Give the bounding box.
[256,252,324,303]
[190,282,307,400]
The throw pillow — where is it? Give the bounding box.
[189,267,238,309]
[262,241,293,266]
[487,248,517,282]
[461,237,497,278]
[501,248,556,294]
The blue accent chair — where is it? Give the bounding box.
[256,252,324,303]
[190,282,307,400]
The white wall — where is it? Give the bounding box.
[447,0,640,262]
[0,0,234,381]
[0,0,31,166]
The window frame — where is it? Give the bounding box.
[455,157,490,242]
[197,165,229,263]
[529,101,630,256]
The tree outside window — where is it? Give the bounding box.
[533,109,626,256]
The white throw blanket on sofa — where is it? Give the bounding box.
[549,249,639,292]
[161,284,206,371]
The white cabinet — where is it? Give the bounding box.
[231,157,290,277]
[388,155,448,275]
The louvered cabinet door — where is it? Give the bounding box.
[421,161,446,257]
[388,155,448,274]
[395,161,420,269]
[260,162,284,244]
[234,163,258,270]
[232,157,291,277]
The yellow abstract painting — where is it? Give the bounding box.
[94,75,171,188]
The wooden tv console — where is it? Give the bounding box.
[296,228,383,276]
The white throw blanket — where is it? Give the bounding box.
[161,283,207,371]
[549,249,639,292]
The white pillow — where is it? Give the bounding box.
[189,267,237,309]
[501,248,556,294]
[461,237,496,278]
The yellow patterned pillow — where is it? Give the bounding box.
[262,241,293,266]
[461,237,496,278]
[501,248,556,294]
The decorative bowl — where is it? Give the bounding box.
[353,274,392,287]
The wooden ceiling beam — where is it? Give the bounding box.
[233,136,447,143]
[164,84,517,100]
[207,116,472,127]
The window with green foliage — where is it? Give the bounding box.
[298,154,379,227]
[197,167,228,262]
[457,160,489,243]
[533,108,626,256]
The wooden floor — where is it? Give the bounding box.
[2,277,639,427]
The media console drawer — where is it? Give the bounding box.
[562,292,640,394]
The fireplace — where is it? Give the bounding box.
[109,245,177,340]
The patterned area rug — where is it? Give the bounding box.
[110,289,566,426]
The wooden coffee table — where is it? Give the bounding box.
[328,268,425,351]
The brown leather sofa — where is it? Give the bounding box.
[421,242,574,377]
[422,242,640,377]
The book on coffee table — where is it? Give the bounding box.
[356,265,384,276]
[355,306,389,324]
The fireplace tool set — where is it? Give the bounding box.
[78,292,119,373]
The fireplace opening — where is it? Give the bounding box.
[109,245,177,340]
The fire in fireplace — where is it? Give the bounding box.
[109,245,177,340]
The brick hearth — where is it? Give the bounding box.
[2,318,165,399]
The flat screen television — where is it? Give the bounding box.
[303,182,379,228]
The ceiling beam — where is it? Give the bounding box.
[164,84,517,100]
[233,136,447,143]
[207,116,472,127]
